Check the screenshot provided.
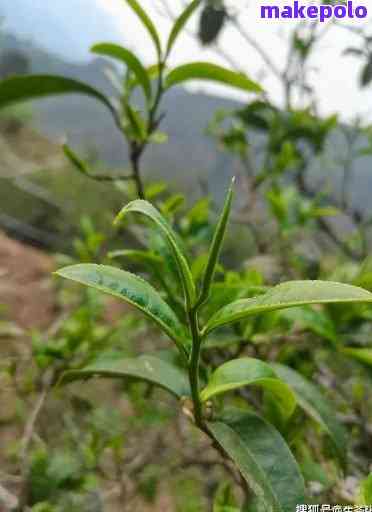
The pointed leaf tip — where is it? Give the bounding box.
[115,200,196,307]
[196,182,234,307]
[166,0,201,57]
[165,62,263,93]
[91,43,152,102]
[204,280,372,336]
[125,0,162,59]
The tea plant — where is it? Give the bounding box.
[0,0,262,200]
[55,181,372,511]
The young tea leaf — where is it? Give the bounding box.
[128,64,162,92]
[115,200,196,307]
[166,0,201,58]
[59,354,190,398]
[272,363,347,463]
[203,280,372,336]
[0,75,117,121]
[165,62,263,93]
[63,144,89,176]
[125,0,162,59]
[92,43,152,102]
[197,177,234,307]
[208,410,305,512]
[200,358,296,420]
[55,264,189,355]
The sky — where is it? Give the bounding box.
[0,0,372,121]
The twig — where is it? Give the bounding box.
[19,387,49,463]
[0,484,18,511]
[18,372,53,510]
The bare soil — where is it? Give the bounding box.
[0,230,56,329]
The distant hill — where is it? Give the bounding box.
[1,31,372,212]
[0,32,240,200]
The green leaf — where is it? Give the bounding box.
[208,410,305,512]
[0,75,117,121]
[62,144,89,176]
[200,358,296,420]
[203,280,372,336]
[197,178,234,307]
[123,103,147,140]
[341,347,372,367]
[359,473,372,505]
[60,354,190,398]
[128,64,162,92]
[166,0,201,57]
[55,264,189,355]
[165,62,263,94]
[125,0,162,59]
[91,43,152,102]
[272,363,347,462]
[115,200,196,307]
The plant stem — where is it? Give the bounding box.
[130,143,146,199]
[126,63,165,200]
[187,307,203,427]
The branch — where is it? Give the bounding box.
[18,372,53,510]
[230,16,283,80]
[0,484,18,512]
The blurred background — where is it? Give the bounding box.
[1,0,372,250]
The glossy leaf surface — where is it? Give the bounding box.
[55,264,189,352]
[60,354,190,398]
[115,200,196,306]
[125,0,162,58]
[200,358,296,420]
[165,62,262,93]
[208,410,305,512]
[166,0,201,57]
[204,280,372,336]
[197,178,234,306]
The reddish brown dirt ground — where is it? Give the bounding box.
[0,230,56,329]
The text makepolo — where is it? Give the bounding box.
[261,1,368,21]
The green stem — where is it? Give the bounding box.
[127,62,165,200]
[187,307,203,427]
